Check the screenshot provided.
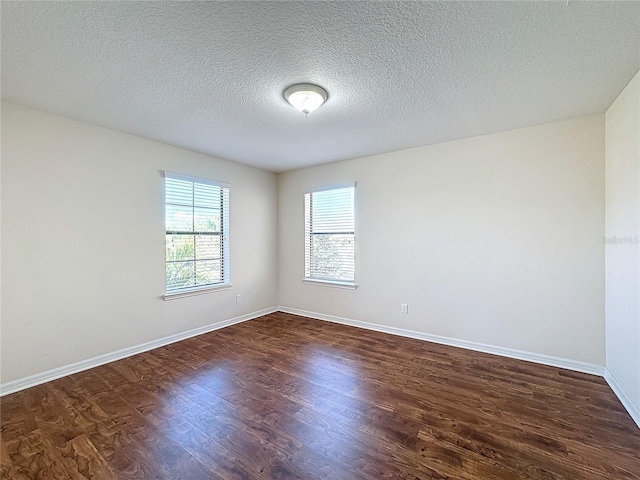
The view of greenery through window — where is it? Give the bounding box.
[308,234,354,280]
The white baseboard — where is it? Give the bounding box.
[280,306,640,430]
[6,305,637,432]
[278,306,605,376]
[604,369,640,429]
[0,307,278,397]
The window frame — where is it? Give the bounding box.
[163,171,231,300]
[303,183,357,289]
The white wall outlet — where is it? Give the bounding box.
[401,303,408,314]
[236,294,242,303]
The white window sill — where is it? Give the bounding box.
[302,279,357,290]
[163,283,232,300]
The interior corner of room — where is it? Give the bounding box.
[1,2,639,477]
[3,77,639,424]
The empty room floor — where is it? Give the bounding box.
[1,312,639,479]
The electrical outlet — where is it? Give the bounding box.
[401,304,408,314]
[236,294,242,303]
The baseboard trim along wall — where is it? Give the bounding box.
[0,307,278,397]
[278,306,605,376]
[4,305,637,431]
[604,368,640,429]
[278,307,640,429]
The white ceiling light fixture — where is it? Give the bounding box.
[284,83,328,116]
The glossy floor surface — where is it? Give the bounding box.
[1,312,639,479]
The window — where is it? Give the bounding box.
[164,172,230,298]
[304,184,356,288]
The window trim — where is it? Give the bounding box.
[302,278,357,289]
[303,182,357,289]
[302,182,356,195]
[163,283,233,301]
[163,171,231,299]
[163,171,231,190]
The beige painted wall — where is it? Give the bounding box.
[0,102,609,385]
[279,115,606,365]
[605,70,640,411]
[0,101,278,383]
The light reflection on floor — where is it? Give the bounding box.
[292,346,369,465]
[160,345,384,475]
[163,364,237,447]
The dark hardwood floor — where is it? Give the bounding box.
[1,311,639,479]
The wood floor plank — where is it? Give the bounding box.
[1,311,639,479]
[58,433,117,479]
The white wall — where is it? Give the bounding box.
[0,101,278,384]
[605,70,640,416]
[279,115,605,366]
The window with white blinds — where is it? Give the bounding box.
[164,172,230,296]
[304,185,355,286]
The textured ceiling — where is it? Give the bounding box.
[2,2,639,172]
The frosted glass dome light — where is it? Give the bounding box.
[284,84,328,115]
